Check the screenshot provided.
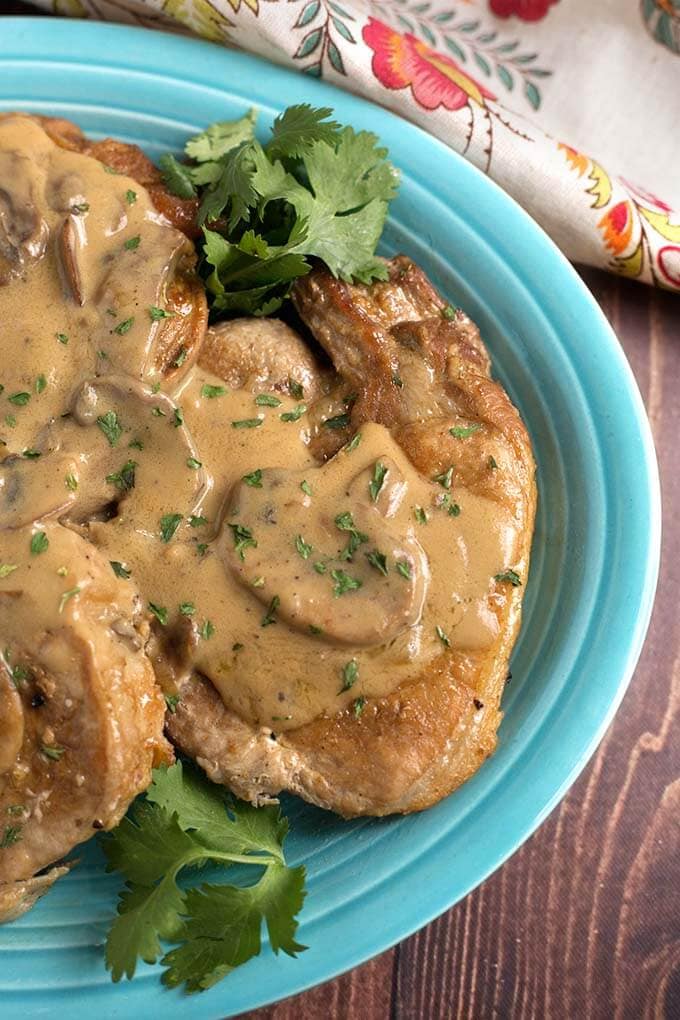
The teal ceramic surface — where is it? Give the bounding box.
[0,18,661,1019]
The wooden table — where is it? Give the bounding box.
[3,6,679,1015]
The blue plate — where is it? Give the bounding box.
[0,18,661,1018]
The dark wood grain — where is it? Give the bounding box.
[2,9,679,1014]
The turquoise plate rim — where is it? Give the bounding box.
[0,18,661,1018]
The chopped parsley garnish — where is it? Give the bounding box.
[189,515,208,528]
[295,534,313,560]
[174,348,187,368]
[414,506,428,524]
[149,306,175,321]
[441,304,458,320]
[149,602,168,626]
[261,596,280,627]
[288,378,304,400]
[11,663,31,686]
[313,561,326,574]
[159,513,183,543]
[448,502,461,517]
[252,576,265,588]
[65,473,78,491]
[0,564,18,578]
[30,531,49,556]
[396,560,411,580]
[106,459,137,492]
[125,189,137,205]
[335,511,368,561]
[56,567,68,577]
[366,550,388,576]
[494,569,522,587]
[201,384,226,399]
[228,522,257,560]
[35,374,47,394]
[41,745,65,761]
[179,602,196,616]
[331,569,362,597]
[124,235,141,251]
[323,412,350,430]
[164,693,180,714]
[0,825,22,848]
[339,659,358,693]
[173,408,184,428]
[110,561,131,580]
[345,432,362,452]
[369,461,387,502]
[151,407,166,417]
[488,455,498,470]
[300,480,312,496]
[97,410,123,447]
[8,391,30,406]
[449,423,482,439]
[5,415,16,428]
[436,625,451,648]
[353,696,366,717]
[232,418,263,429]
[56,332,69,345]
[186,457,202,470]
[200,620,215,639]
[309,625,322,635]
[196,543,208,557]
[58,587,80,613]
[433,466,454,490]
[114,317,135,335]
[243,468,263,487]
[255,393,281,407]
[71,202,89,214]
[280,404,306,423]
[22,449,41,459]
[392,372,404,388]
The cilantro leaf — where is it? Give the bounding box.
[184,109,257,162]
[103,763,306,992]
[158,154,197,199]
[161,864,306,992]
[266,104,342,160]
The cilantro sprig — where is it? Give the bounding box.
[160,104,399,316]
[104,762,306,993]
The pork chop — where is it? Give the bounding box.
[166,257,536,816]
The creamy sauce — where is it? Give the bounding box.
[0,118,522,733]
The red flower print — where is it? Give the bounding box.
[489,0,559,21]
[362,18,496,112]
[598,201,634,256]
[657,246,680,288]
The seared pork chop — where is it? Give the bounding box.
[166,257,536,816]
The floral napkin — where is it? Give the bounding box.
[39,0,680,291]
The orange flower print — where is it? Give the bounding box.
[598,201,634,256]
[362,17,496,112]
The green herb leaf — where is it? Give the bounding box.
[149,602,169,626]
[164,693,180,714]
[279,404,306,423]
[369,461,387,502]
[0,564,19,578]
[441,304,458,320]
[267,104,342,160]
[56,332,69,345]
[436,625,450,648]
[35,374,47,394]
[189,515,208,528]
[414,506,428,525]
[331,569,362,597]
[288,378,304,400]
[494,569,522,587]
[339,659,358,693]
[365,550,388,576]
[242,469,263,488]
[300,480,312,496]
[58,587,80,614]
[396,560,411,580]
[261,596,280,627]
[97,410,123,447]
[160,513,183,543]
[124,235,141,251]
[110,561,131,580]
[201,384,227,399]
[106,460,137,492]
[30,531,49,556]
[22,448,41,460]
[8,392,30,406]
[186,457,202,470]
[345,433,362,452]
[158,153,197,199]
[449,423,482,439]
[173,408,184,428]
[232,418,263,429]
[200,620,215,640]
[126,189,137,205]
[41,745,65,761]
[295,535,313,560]
[149,306,175,321]
[433,466,454,490]
[65,473,78,492]
[179,602,196,616]
[228,523,257,561]
[488,455,498,470]
[323,412,350,430]
[255,393,281,407]
[114,317,135,335]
